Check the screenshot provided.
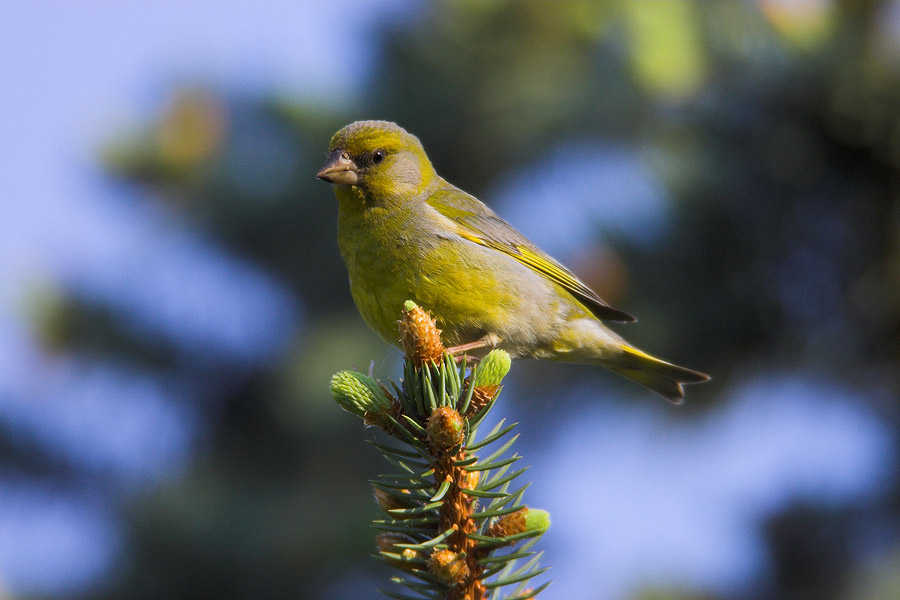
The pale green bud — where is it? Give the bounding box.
[330,370,392,418]
[487,507,551,540]
[523,508,551,534]
[472,349,511,387]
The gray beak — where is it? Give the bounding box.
[316,150,359,186]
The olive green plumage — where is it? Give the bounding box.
[317,120,709,403]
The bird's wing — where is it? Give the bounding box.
[427,187,636,322]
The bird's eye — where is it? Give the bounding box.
[371,150,385,165]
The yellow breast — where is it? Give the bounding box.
[335,188,520,347]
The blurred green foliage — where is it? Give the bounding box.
[22,2,900,599]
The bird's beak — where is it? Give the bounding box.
[316,150,359,185]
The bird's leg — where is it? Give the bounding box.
[446,339,492,354]
[446,333,501,363]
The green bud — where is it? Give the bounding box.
[523,508,551,534]
[488,507,550,540]
[472,349,511,387]
[403,299,418,312]
[330,370,392,419]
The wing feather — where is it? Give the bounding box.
[427,187,636,323]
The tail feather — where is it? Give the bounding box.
[612,346,710,404]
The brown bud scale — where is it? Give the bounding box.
[428,548,469,585]
[488,507,528,539]
[399,305,445,367]
[466,384,500,417]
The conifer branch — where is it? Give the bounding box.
[330,302,550,599]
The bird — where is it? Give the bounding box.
[317,120,709,403]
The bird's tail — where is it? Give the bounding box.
[610,345,710,404]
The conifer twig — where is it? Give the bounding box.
[330,301,550,599]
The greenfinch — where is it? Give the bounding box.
[317,121,709,402]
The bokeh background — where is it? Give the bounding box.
[3,1,900,599]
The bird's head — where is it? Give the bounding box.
[317,121,437,199]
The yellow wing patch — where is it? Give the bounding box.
[456,230,636,322]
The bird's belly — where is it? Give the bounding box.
[344,245,416,345]
[345,238,566,354]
